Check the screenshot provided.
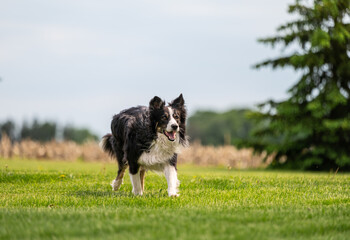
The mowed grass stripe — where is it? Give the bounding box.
[1,159,350,239]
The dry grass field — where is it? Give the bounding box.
[0,134,269,168]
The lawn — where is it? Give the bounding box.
[1,159,349,240]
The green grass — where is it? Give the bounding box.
[1,159,350,240]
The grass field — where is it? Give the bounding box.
[1,159,350,240]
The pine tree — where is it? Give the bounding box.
[245,0,350,170]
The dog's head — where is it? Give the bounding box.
[149,94,187,143]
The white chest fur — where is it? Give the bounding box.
[138,133,180,169]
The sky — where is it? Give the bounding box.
[0,0,297,136]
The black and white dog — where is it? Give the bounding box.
[101,94,187,197]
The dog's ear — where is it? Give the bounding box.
[170,94,185,109]
[149,96,165,110]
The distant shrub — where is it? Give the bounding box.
[187,109,254,146]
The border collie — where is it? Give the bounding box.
[100,94,187,197]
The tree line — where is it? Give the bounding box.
[0,119,98,144]
[187,109,254,146]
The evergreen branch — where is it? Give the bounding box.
[288,3,314,16]
[257,29,315,49]
[254,55,296,69]
[277,20,310,32]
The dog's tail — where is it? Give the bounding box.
[100,133,116,158]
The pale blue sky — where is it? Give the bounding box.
[0,0,297,136]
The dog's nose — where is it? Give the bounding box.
[171,124,178,131]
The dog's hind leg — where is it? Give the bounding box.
[111,164,127,191]
[140,167,146,192]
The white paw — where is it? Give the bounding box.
[132,190,143,196]
[111,179,123,191]
[168,189,179,197]
[168,193,180,197]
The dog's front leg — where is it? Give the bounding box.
[164,164,179,197]
[129,170,143,196]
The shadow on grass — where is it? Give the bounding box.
[72,189,169,198]
[73,190,132,197]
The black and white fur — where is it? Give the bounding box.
[100,94,187,197]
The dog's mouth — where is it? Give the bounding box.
[163,130,176,141]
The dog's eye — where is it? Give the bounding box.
[161,115,168,121]
[173,114,179,120]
